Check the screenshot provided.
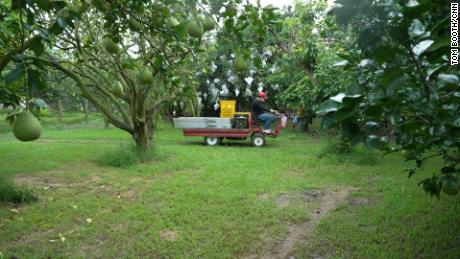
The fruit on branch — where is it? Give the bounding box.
[201,17,215,31]
[186,20,203,38]
[128,17,142,31]
[443,177,460,195]
[102,38,120,54]
[234,55,248,72]
[226,5,238,17]
[137,68,153,85]
[168,17,180,27]
[111,81,124,98]
[12,111,42,142]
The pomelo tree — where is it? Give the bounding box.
[319,0,460,196]
[267,0,352,132]
[1,0,259,152]
[193,3,283,115]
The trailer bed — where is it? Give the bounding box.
[183,128,252,138]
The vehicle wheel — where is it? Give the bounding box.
[251,133,265,147]
[204,136,220,146]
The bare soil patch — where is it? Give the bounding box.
[10,228,55,245]
[114,189,137,201]
[159,229,178,241]
[251,187,357,259]
[13,173,103,190]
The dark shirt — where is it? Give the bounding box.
[252,99,270,117]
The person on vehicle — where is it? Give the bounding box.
[252,91,279,134]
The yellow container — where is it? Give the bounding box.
[220,100,236,118]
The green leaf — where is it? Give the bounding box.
[342,95,363,108]
[427,37,450,52]
[28,69,46,91]
[316,99,342,114]
[333,60,349,67]
[452,117,460,127]
[364,121,379,132]
[36,0,52,11]
[332,6,355,26]
[438,74,459,84]
[408,19,425,38]
[5,65,25,84]
[412,40,434,56]
[334,107,354,123]
[174,22,188,41]
[419,175,441,198]
[341,123,362,145]
[31,38,45,56]
[56,16,68,29]
[321,113,335,130]
[50,22,64,35]
[374,45,396,63]
[11,0,26,10]
[358,28,375,49]
[442,167,456,174]
[365,135,386,149]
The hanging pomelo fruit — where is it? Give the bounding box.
[186,20,203,38]
[234,55,248,72]
[443,177,460,195]
[111,81,124,98]
[12,111,42,142]
[137,68,153,85]
[201,17,215,31]
[102,38,120,54]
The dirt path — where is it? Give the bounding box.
[253,188,356,259]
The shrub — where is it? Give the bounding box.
[98,145,155,168]
[316,138,380,166]
[0,176,37,204]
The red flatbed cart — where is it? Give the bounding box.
[181,113,287,147]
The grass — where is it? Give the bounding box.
[0,109,102,134]
[0,115,459,258]
[98,144,157,168]
[0,176,37,204]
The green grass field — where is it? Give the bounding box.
[0,114,459,258]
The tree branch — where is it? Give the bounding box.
[34,56,134,134]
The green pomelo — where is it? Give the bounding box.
[137,69,153,85]
[227,5,238,16]
[186,20,203,38]
[111,81,124,98]
[102,38,120,54]
[202,17,215,31]
[168,17,180,27]
[129,17,142,31]
[12,111,42,142]
[234,56,248,72]
[443,178,460,195]
[151,15,161,27]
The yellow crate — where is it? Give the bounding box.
[220,112,234,118]
[220,100,236,118]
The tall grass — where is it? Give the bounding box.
[98,144,156,168]
[0,176,37,204]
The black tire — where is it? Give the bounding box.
[204,136,220,146]
[251,133,265,147]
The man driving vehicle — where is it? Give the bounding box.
[252,91,279,134]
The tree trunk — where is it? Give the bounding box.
[83,99,89,123]
[57,99,63,123]
[104,116,110,128]
[133,122,152,153]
